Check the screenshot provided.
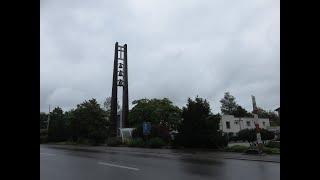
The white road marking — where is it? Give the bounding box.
[98,162,140,171]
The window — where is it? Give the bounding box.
[226,121,230,129]
[246,121,251,126]
[234,121,238,125]
[263,122,266,126]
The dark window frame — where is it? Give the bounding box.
[226,121,231,129]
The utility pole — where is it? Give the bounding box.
[251,95,263,153]
[47,105,51,131]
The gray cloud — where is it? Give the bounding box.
[40,0,280,113]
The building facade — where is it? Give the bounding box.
[220,115,270,135]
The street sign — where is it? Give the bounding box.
[143,122,151,135]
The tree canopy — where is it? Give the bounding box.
[233,105,252,117]
[68,99,108,144]
[220,92,238,115]
[44,99,109,145]
[175,97,227,148]
[128,98,181,130]
[40,112,48,129]
[238,128,275,145]
[48,107,67,142]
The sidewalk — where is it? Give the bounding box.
[43,144,280,163]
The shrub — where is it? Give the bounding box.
[238,129,257,143]
[76,138,91,145]
[265,141,280,149]
[209,133,228,148]
[229,135,240,142]
[132,126,143,138]
[260,129,275,143]
[127,138,145,147]
[263,147,280,154]
[147,137,166,148]
[226,145,248,153]
[106,137,122,146]
[88,131,107,145]
[40,129,48,144]
[132,124,171,144]
[150,125,171,143]
[40,129,48,136]
[55,141,78,145]
[40,135,48,144]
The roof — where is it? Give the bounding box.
[275,107,280,111]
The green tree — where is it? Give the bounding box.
[68,99,108,145]
[175,97,227,148]
[220,92,238,115]
[48,107,67,142]
[253,107,280,126]
[40,112,48,129]
[254,107,269,118]
[260,129,275,144]
[267,111,280,126]
[103,96,121,124]
[238,128,275,145]
[103,96,120,112]
[128,98,182,130]
[233,105,252,117]
[238,129,257,145]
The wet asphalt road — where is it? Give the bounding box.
[40,145,280,180]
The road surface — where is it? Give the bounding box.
[40,145,279,180]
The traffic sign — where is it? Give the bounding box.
[143,122,151,135]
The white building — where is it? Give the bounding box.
[220,115,270,135]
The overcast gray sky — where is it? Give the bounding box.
[40,0,280,113]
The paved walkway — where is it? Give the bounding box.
[44,144,280,163]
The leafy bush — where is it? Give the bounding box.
[238,128,275,144]
[238,129,257,143]
[88,131,107,145]
[260,129,275,142]
[40,129,48,136]
[131,126,143,138]
[147,137,166,148]
[150,124,171,143]
[263,147,280,154]
[265,141,280,149]
[127,138,145,147]
[229,135,240,142]
[40,129,48,144]
[40,135,48,144]
[225,145,248,153]
[132,124,171,143]
[55,141,78,145]
[106,137,122,146]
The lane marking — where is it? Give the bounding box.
[98,162,140,171]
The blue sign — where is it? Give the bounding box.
[143,122,151,135]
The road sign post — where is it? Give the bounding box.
[143,122,151,142]
[143,122,151,135]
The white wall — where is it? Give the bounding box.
[220,115,270,134]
